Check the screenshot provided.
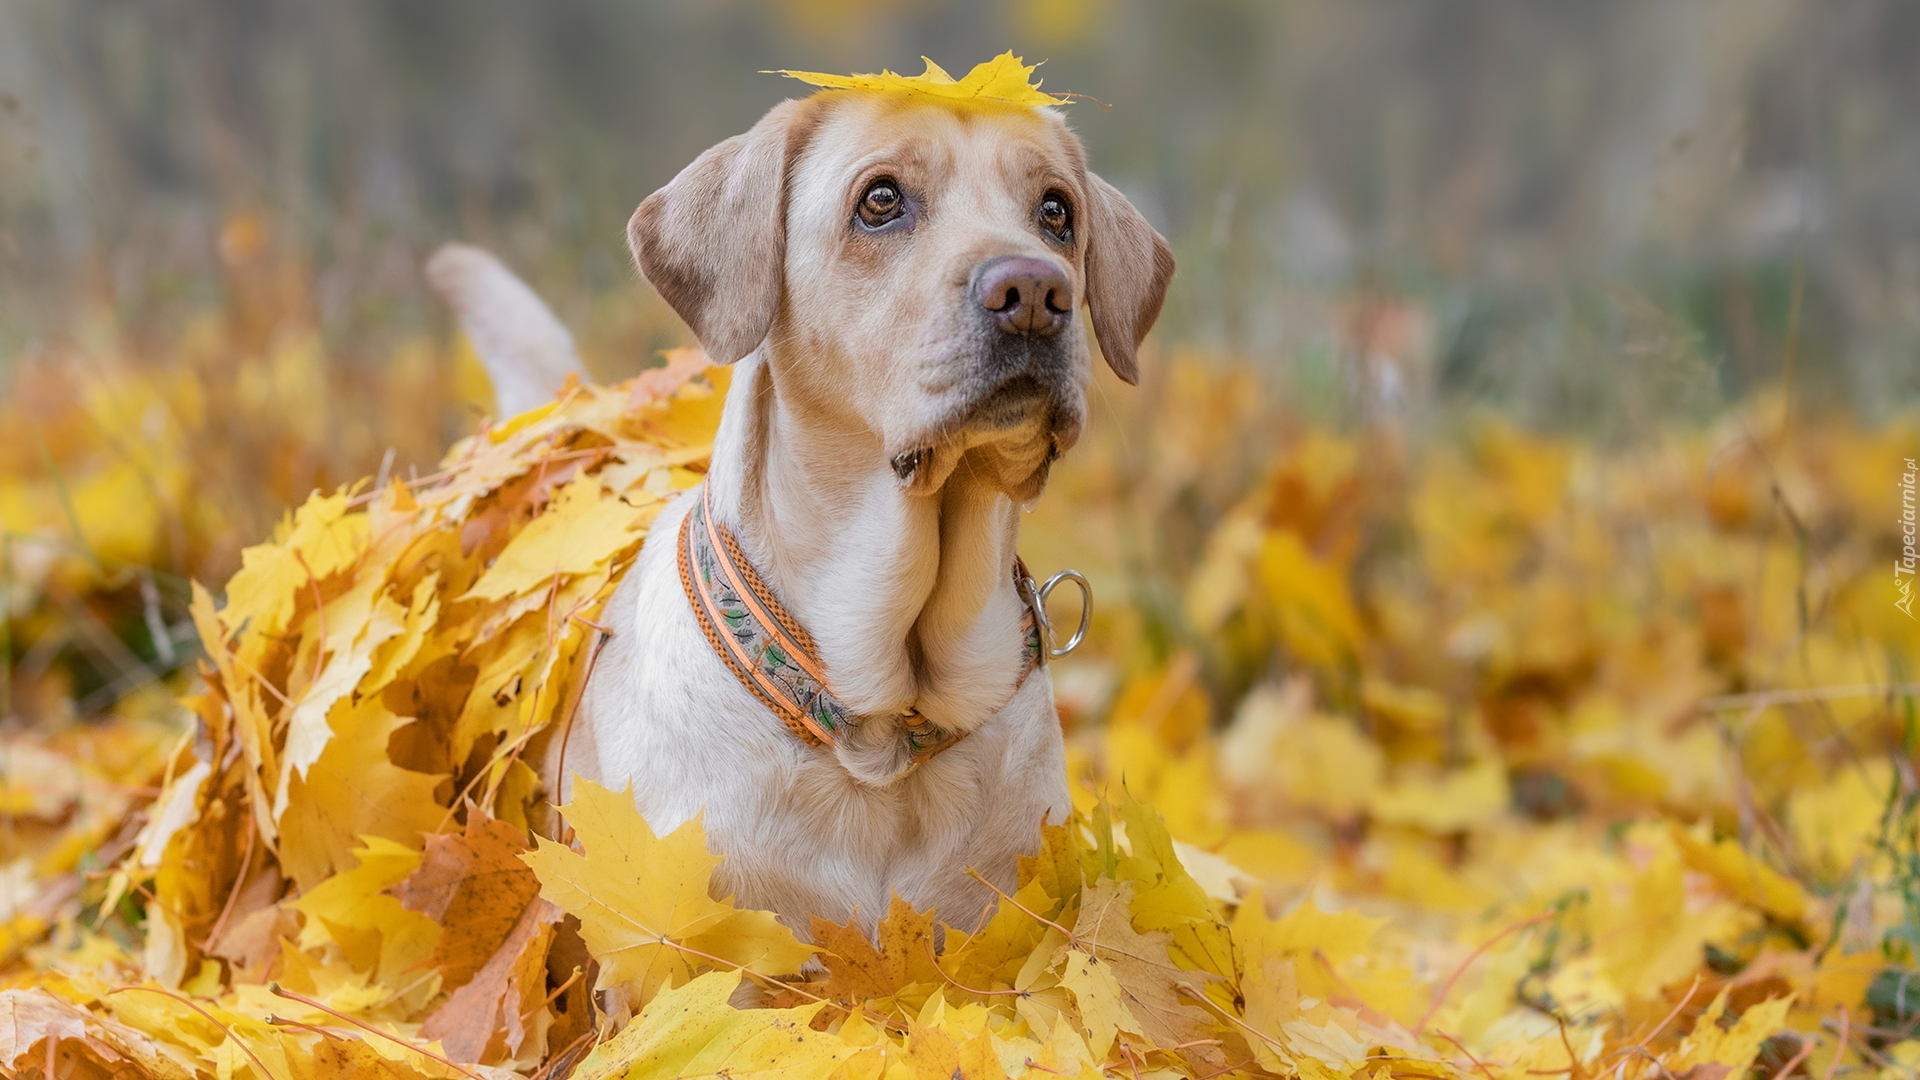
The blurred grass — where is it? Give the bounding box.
[6,1,1920,417]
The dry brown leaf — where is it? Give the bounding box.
[807,894,941,1006]
[0,988,89,1066]
[1061,878,1223,1067]
[204,862,293,978]
[0,988,185,1080]
[391,809,546,989]
[419,894,564,1063]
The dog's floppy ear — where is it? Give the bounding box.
[630,99,811,364]
[1082,173,1175,385]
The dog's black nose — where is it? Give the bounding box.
[975,256,1072,336]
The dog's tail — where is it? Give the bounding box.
[424,243,587,418]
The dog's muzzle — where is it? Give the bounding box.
[953,256,1084,441]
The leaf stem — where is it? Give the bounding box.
[1823,1005,1848,1080]
[530,1028,599,1080]
[268,983,488,1080]
[199,815,257,952]
[922,939,1027,998]
[1431,1028,1500,1080]
[964,866,1075,942]
[1416,911,1553,1036]
[519,966,584,1024]
[1175,979,1286,1051]
[1621,975,1701,1054]
[1768,1037,1815,1080]
[108,986,280,1080]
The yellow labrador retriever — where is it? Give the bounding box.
[443,88,1172,936]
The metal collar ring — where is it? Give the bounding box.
[1023,569,1092,662]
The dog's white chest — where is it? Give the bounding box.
[562,495,1070,935]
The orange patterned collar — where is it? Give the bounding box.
[676,484,1058,766]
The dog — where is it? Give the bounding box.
[436,87,1173,937]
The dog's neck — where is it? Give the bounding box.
[702,354,1035,781]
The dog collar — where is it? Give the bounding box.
[676,483,1085,766]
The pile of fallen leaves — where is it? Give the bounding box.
[1042,377,1920,1080]
[1,333,1917,1080]
[1,354,720,1076]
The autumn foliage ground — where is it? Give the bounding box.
[1,251,1917,1080]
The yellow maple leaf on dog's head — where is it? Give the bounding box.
[771,51,1071,108]
[520,777,815,1004]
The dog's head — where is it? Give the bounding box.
[630,91,1174,501]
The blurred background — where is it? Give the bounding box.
[6,0,1920,421]
[4,0,1920,1018]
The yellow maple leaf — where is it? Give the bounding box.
[1055,878,1223,1069]
[273,578,407,819]
[361,572,440,697]
[1669,990,1794,1078]
[1231,908,1300,1070]
[519,777,815,1003]
[1267,713,1386,820]
[1232,889,1424,1027]
[1113,791,1236,979]
[1590,824,1748,1001]
[1241,893,1384,966]
[1282,1016,1373,1069]
[1185,495,1267,633]
[220,488,371,638]
[276,694,446,893]
[287,836,440,989]
[940,876,1065,996]
[1669,822,1810,925]
[1056,945,1138,1061]
[571,969,853,1080]
[461,472,645,601]
[1369,758,1510,833]
[1788,757,1893,881]
[771,51,1071,108]
[899,1015,1030,1080]
[1257,529,1364,667]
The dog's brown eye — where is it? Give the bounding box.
[1038,193,1072,241]
[858,181,905,229]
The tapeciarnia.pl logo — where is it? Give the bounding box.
[1899,456,1917,619]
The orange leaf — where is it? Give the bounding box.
[418,894,563,1064]
[808,895,942,1006]
[390,809,546,990]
